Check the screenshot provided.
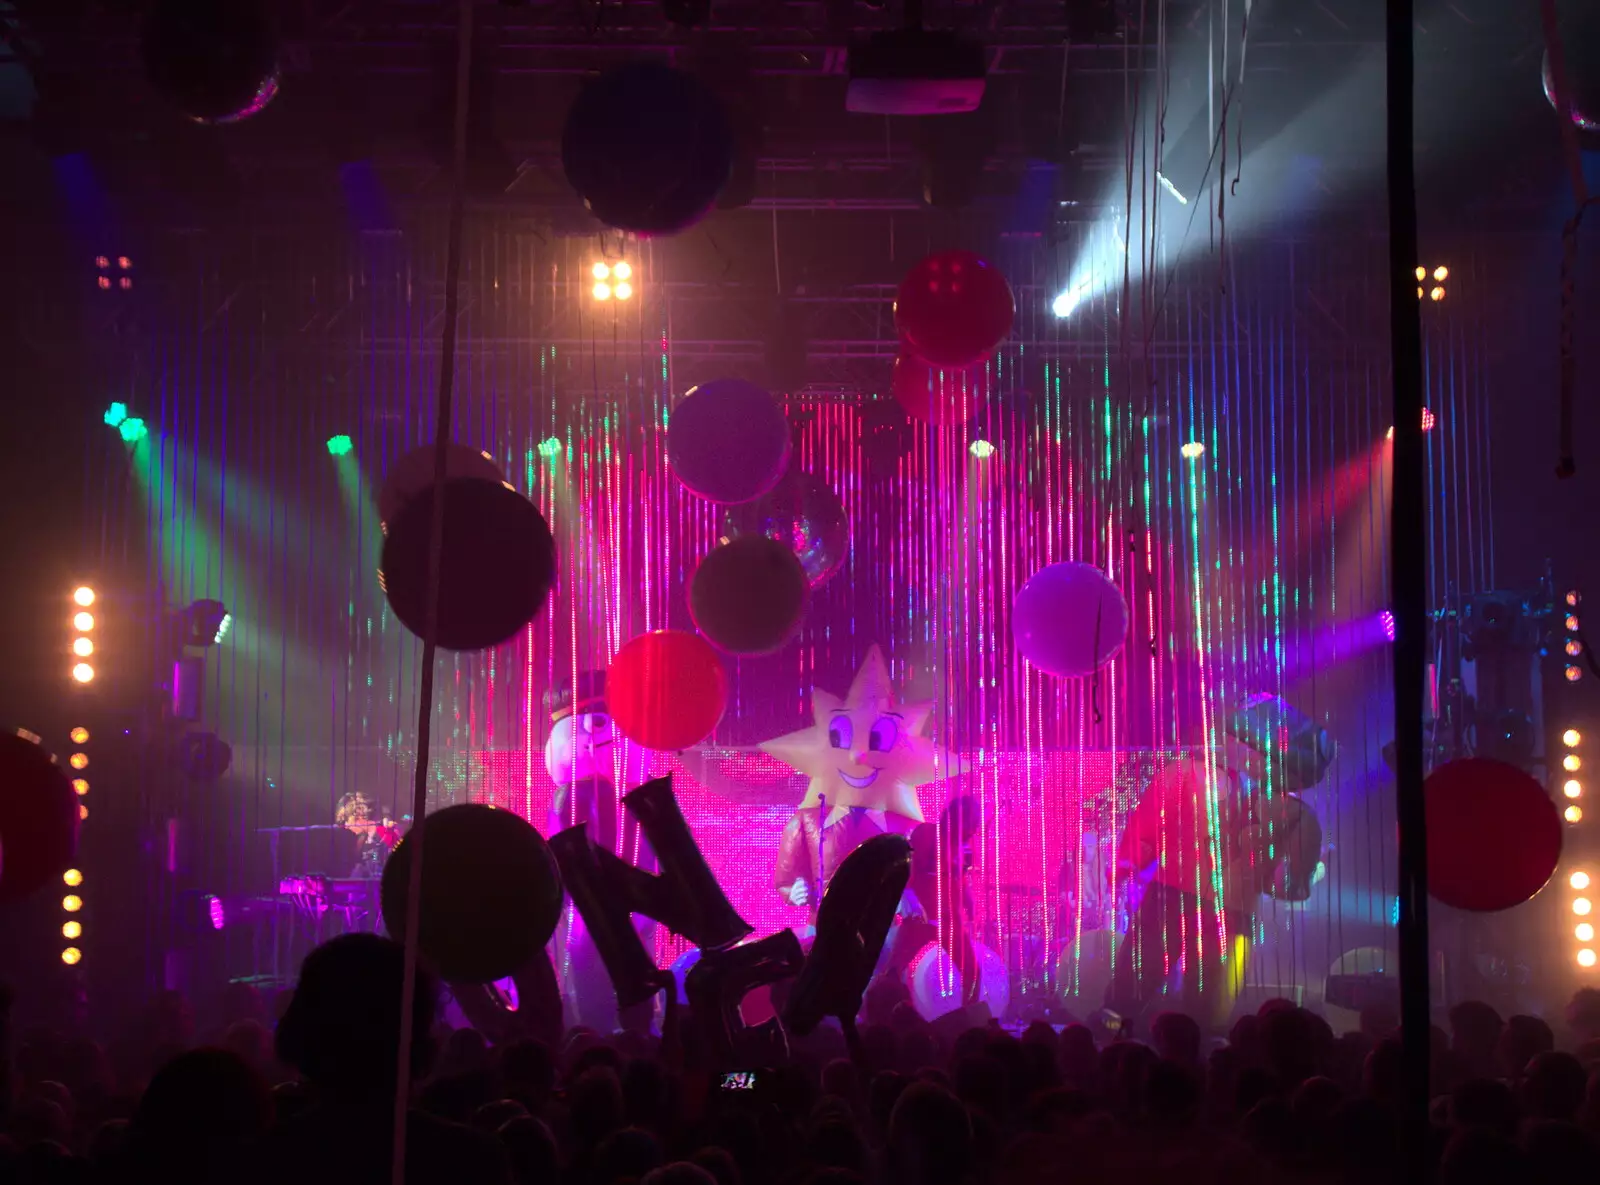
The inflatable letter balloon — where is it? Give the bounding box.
[550,776,752,1012]
[685,929,806,1069]
[784,833,912,1037]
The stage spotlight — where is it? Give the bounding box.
[1568,806,1586,824]
[182,600,230,647]
[1566,780,1583,798]
[1565,754,1582,772]
[74,587,96,607]
[615,282,633,300]
[74,612,93,631]
[70,727,88,744]
[1568,640,1584,657]
[613,261,632,280]
[71,664,95,683]
[537,437,562,460]
[1582,949,1599,968]
[1568,615,1581,631]
[103,402,128,428]
[1180,441,1206,459]
[1568,590,1582,607]
[72,779,88,795]
[63,895,82,913]
[1421,408,1436,431]
[69,753,88,770]
[118,417,148,443]
[326,434,353,457]
[72,638,93,657]
[591,262,634,301]
[1567,729,1584,747]
[1381,610,1397,642]
[64,868,82,887]
[1574,871,1593,890]
[593,282,612,301]
[1429,287,1445,302]
[1568,665,1585,683]
[62,948,82,966]
[1052,282,1090,319]
[969,439,995,459]
[62,921,81,940]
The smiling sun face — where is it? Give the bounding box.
[761,645,939,824]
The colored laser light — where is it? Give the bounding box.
[326,434,354,457]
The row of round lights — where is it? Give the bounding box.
[591,260,634,302]
[1565,590,1584,684]
[71,586,96,684]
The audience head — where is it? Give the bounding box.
[127,1047,272,1185]
[1497,1014,1556,1079]
[274,934,439,1100]
[1521,1050,1588,1121]
[499,1116,558,1185]
[1150,1011,1203,1067]
[887,1081,973,1185]
[1448,1000,1504,1075]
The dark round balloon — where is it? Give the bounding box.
[380,478,556,652]
[1543,5,1600,135]
[668,380,792,504]
[378,443,506,533]
[721,471,849,587]
[381,804,565,983]
[142,0,281,125]
[0,732,79,905]
[894,251,1015,369]
[1424,757,1562,913]
[689,537,809,655]
[561,62,734,235]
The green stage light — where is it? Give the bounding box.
[103,402,128,428]
[118,417,147,443]
[537,436,562,460]
[326,434,354,457]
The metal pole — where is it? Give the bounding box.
[1385,0,1432,1179]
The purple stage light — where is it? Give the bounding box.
[206,894,225,930]
[1381,610,1396,642]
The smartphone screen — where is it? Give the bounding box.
[720,1070,757,1091]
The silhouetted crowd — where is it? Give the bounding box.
[5,935,1600,1185]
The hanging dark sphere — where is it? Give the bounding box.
[141,0,281,125]
[689,537,809,655]
[561,62,734,235]
[380,478,557,652]
[721,471,849,588]
[1543,4,1600,136]
[381,804,566,984]
[0,732,79,905]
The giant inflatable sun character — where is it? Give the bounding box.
[764,645,940,908]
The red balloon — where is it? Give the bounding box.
[0,732,80,904]
[609,631,729,751]
[894,251,1015,369]
[890,354,984,425]
[1424,757,1562,912]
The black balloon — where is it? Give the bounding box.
[784,833,911,1038]
[380,478,556,652]
[561,62,734,235]
[0,733,78,905]
[721,471,849,588]
[686,929,804,1069]
[689,537,809,655]
[449,950,565,1049]
[380,804,566,984]
[142,0,280,125]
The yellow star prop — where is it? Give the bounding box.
[760,645,940,825]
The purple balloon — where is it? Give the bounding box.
[1012,562,1129,678]
[667,380,792,504]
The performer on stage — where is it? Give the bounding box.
[764,645,944,911]
[1105,695,1328,1031]
[884,794,983,1006]
[334,792,403,879]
